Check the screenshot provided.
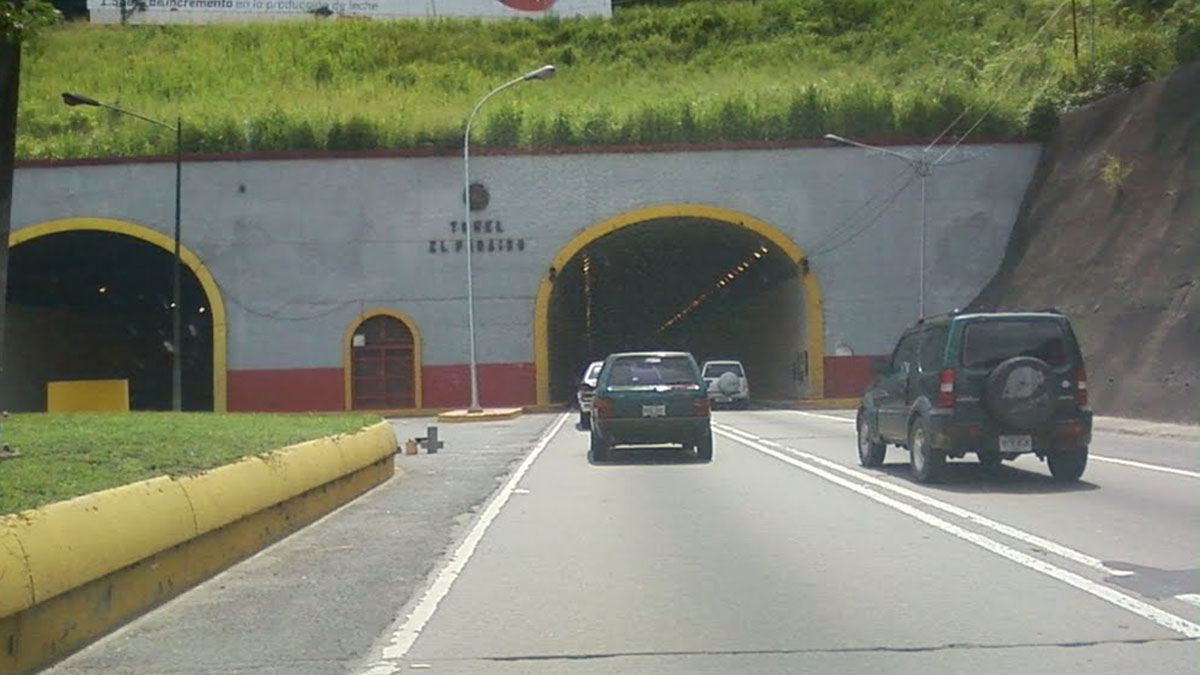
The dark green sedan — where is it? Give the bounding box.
[589,351,713,462]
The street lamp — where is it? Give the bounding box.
[823,132,933,318]
[63,92,184,412]
[461,64,554,412]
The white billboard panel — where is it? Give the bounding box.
[89,0,610,23]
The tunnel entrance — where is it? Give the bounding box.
[5,229,214,411]
[546,215,809,403]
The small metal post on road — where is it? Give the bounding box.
[63,92,184,411]
[422,426,443,453]
[461,64,555,413]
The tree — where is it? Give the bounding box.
[0,0,59,443]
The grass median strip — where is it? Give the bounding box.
[0,412,384,515]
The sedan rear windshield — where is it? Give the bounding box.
[607,356,698,387]
[702,363,744,377]
[961,320,1071,368]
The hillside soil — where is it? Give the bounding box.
[972,62,1199,424]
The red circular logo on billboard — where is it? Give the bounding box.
[499,0,557,11]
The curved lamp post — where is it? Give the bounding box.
[823,132,932,319]
[462,64,554,412]
[63,92,184,411]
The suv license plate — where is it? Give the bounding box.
[642,404,667,418]
[999,435,1032,453]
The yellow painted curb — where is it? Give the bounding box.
[437,407,524,423]
[0,421,397,675]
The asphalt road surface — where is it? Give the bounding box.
[45,411,1200,674]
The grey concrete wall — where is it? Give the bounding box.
[12,142,1041,373]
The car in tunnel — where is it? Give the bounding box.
[701,360,750,409]
[589,351,713,463]
[575,360,604,429]
[856,310,1092,483]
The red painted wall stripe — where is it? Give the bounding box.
[422,363,535,409]
[823,356,878,399]
[228,368,343,412]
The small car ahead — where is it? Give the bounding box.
[701,359,750,408]
[575,360,604,429]
[589,351,713,463]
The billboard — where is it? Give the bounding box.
[89,0,611,22]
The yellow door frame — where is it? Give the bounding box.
[343,307,424,411]
[532,203,825,405]
[9,217,228,412]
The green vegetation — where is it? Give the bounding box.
[0,412,384,514]
[15,0,1198,158]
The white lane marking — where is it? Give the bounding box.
[362,412,571,675]
[1091,455,1200,479]
[1176,595,1200,609]
[788,409,856,424]
[714,428,1200,639]
[716,423,1135,578]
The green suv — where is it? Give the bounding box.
[857,311,1092,483]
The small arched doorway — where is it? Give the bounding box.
[344,309,422,410]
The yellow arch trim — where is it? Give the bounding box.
[533,203,825,405]
[9,217,228,412]
[342,307,424,411]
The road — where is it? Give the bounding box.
[45,411,1200,674]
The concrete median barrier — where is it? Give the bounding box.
[0,420,397,675]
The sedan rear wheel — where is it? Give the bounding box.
[589,428,609,462]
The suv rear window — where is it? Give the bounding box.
[961,320,1070,368]
[702,363,744,377]
[609,355,698,387]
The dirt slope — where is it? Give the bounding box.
[971,62,1199,424]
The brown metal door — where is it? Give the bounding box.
[351,315,415,409]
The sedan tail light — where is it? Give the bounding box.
[592,396,614,418]
[1074,363,1088,407]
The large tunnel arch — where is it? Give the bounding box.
[534,204,824,405]
[7,217,227,411]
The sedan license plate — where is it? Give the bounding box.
[642,404,667,418]
[999,435,1032,453]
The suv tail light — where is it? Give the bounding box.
[1074,364,1088,406]
[691,396,710,416]
[593,397,614,418]
[936,368,955,408]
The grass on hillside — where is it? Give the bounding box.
[15,0,1198,158]
[0,412,385,514]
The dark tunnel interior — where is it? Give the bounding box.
[4,231,213,411]
[547,217,807,402]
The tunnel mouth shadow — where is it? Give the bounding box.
[870,460,1100,494]
[588,444,709,466]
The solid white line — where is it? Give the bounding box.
[717,422,1135,578]
[787,409,857,424]
[362,412,571,675]
[1176,594,1200,609]
[714,428,1200,639]
[1091,455,1200,479]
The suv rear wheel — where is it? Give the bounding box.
[909,417,944,483]
[1047,447,1088,482]
[857,413,886,467]
[590,428,609,463]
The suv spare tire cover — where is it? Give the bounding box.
[984,356,1055,429]
[717,371,741,395]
